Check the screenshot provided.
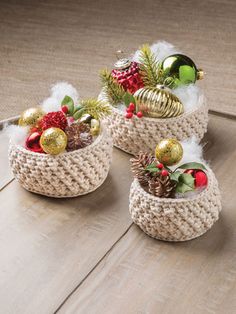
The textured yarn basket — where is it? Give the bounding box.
[9,127,113,198]
[129,168,221,241]
[103,100,208,156]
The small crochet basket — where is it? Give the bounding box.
[129,168,221,241]
[103,100,208,156]
[9,126,113,198]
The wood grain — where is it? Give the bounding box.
[57,114,236,314]
[0,0,235,120]
[0,148,132,314]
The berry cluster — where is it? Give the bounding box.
[125,102,143,119]
[157,162,169,176]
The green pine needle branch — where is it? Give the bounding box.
[139,44,160,87]
[80,98,111,120]
[100,68,125,105]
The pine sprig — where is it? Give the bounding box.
[100,69,125,105]
[80,98,111,120]
[139,44,160,87]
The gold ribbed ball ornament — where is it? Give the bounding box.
[155,138,183,166]
[134,85,183,118]
[18,107,45,127]
[40,127,67,155]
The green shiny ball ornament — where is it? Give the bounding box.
[159,54,203,88]
[155,138,183,166]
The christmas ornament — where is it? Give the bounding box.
[159,54,204,88]
[19,107,45,127]
[40,127,67,155]
[155,139,183,166]
[40,111,68,131]
[79,113,93,125]
[65,123,93,151]
[185,169,208,188]
[25,131,44,153]
[148,174,175,198]
[134,85,183,118]
[90,119,100,136]
[112,52,144,94]
[131,152,157,186]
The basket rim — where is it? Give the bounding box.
[99,90,207,123]
[9,125,108,159]
[131,166,215,203]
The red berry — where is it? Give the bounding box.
[161,169,169,176]
[126,107,132,113]
[129,103,135,112]
[136,111,143,118]
[61,105,69,114]
[157,163,164,169]
[125,112,133,119]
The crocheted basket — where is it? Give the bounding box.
[8,127,113,198]
[129,168,221,241]
[103,100,208,156]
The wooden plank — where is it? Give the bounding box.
[0,132,14,190]
[0,0,235,120]
[57,114,236,314]
[0,148,133,314]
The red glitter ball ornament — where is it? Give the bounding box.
[25,131,44,153]
[40,111,68,131]
[112,60,144,94]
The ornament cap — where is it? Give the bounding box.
[197,69,204,80]
[114,58,131,70]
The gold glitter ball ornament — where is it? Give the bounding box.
[40,127,67,155]
[90,119,100,136]
[18,107,45,127]
[134,85,183,118]
[155,138,183,166]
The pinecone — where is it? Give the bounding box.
[65,123,93,151]
[148,175,176,198]
[130,152,156,186]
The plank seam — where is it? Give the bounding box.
[53,223,134,314]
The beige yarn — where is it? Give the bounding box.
[103,101,208,155]
[129,168,221,241]
[9,127,113,198]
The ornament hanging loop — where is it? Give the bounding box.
[116,50,124,60]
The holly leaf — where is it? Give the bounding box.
[61,95,74,115]
[170,171,181,182]
[175,173,195,193]
[145,163,159,173]
[73,108,85,120]
[176,162,207,171]
[123,92,136,107]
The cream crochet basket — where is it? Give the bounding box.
[9,127,113,198]
[129,168,221,241]
[103,100,208,156]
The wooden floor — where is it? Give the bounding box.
[1,0,236,313]
[0,0,236,120]
[1,112,236,314]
